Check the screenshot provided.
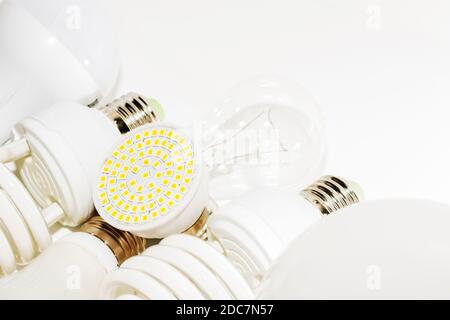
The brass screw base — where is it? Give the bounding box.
[81,216,146,265]
[98,92,162,134]
[301,176,363,215]
[184,208,212,241]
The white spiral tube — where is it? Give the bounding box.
[100,234,254,300]
[0,163,64,275]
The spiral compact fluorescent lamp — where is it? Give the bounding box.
[0,0,120,143]
[258,200,450,300]
[207,176,363,288]
[100,234,254,300]
[0,216,146,300]
[98,176,362,300]
[93,124,209,240]
[0,93,164,275]
[202,76,326,202]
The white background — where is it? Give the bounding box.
[106,0,450,204]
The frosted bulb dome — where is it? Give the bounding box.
[10,0,119,96]
[202,76,326,201]
[0,0,120,143]
[259,199,450,300]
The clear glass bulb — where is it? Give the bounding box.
[202,76,326,202]
[258,199,450,300]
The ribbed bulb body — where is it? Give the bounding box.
[100,176,362,300]
[0,93,162,276]
[0,216,145,300]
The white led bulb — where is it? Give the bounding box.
[0,216,145,300]
[0,93,163,275]
[207,176,363,288]
[100,234,254,300]
[0,0,120,143]
[259,200,450,300]
[94,124,208,239]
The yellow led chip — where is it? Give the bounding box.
[131,166,139,174]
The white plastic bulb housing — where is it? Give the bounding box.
[202,76,326,202]
[0,93,162,275]
[208,176,362,288]
[0,0,120,143]
[94,124,208,239]
[259,199,450,300]
[100,234,254,300]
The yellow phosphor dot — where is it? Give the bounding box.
[94,124,197,228]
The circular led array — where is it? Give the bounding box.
[94,125,196,226]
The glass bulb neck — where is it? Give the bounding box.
[98,92,163,134]
[301,176,363,215]
[81,216,146,265]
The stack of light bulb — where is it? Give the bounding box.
[0,216,146,300]
[0,0,120,143]
[93,123,209,240]
[0,93,164,276]
[98,176,362,300]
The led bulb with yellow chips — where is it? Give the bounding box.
[94,123,208,239]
